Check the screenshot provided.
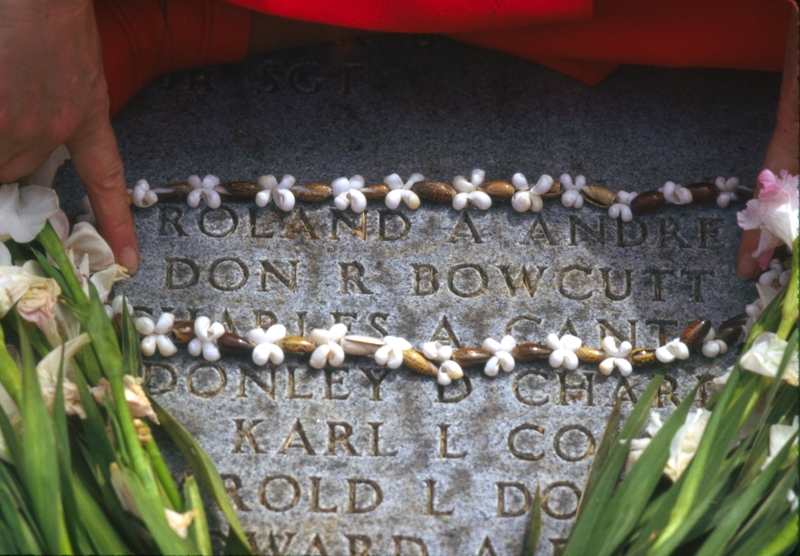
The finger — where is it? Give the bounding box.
[66,104,139,273]
[736,229,762,280]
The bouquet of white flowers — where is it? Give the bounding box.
[0,183,251,554]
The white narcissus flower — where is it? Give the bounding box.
[165,508,200,539]
[655,338,690,363]
[422,341,463,385]
[559,174,585,209]
[546,333,582,370]
[375,336,413,369]
[127,179,158,208]
[36,333,92,418]
[256,175,295,211]
[665,409,711,482]
[739,331,798,386]
[599,336,633,376]
[135,314,178,357]
[332,175,367,213]
[511,173,553,212]
[384,173,424,209]
[714,176,739,208]
[187,174,221,209]
[452,169,491,210]
[63,222,129,302]
[625,412,664,475]
[608,191,638,222]
[247,324,287,366]
[309,323,348,369]
[737,170,798,264]
[482,335,516,376]
[761,416,798,470]
[187,316,225,362]
[0,183,60,243]
[91,375,159,424]
[659,181,692,205]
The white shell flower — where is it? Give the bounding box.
[256,175,295,211]
[128,179,158,208]
[452,169,491,210]
[135,313,177,357]
[599,336,633,376]
[423,341,463,385]
[76,195,96,225]
[511,173,552,212]
[700,327,728,358]
[608,191,638,222]
[655,338,690,363]
[659,181,692,205]
[0,183,61,243]
[309,323,348,369]
[546,333,582,370]
[247,324,287,366]
[714,176,739,208]
[758,258,790,288]
[332,175,367,213]
[187,174,221,209]
[739,331,798,386]
[187,316,225,361]
[104,294,134,320]
[481,335,516,376]
[374,336,413,369]
[559,174,585,209]
[384,173,424,209]
[761,416,798,470]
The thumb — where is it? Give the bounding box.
[67,104,140,273]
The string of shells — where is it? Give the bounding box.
[122,307,748,386]
[99,171,750,225]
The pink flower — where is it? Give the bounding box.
[737,170,799,267]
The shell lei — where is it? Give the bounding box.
[119,169,761,385]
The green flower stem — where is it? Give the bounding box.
[35,223,86,307]
[145,439,182,511]
[776,237,799,340]
[0,326,21,407]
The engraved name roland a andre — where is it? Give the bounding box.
[158,206,724,301]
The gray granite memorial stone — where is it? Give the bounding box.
[55,35,778,555]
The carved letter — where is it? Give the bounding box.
[165,257,199,290]
[260,260,299,292]
[497,482,531,517]
[339,262,374,294]
[348,479,383,513]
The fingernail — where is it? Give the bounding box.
[120,246,139,274]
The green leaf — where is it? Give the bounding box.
[592,385,700,556]
[561,367,666,556]
[17,319,61,555]
[184,474,212,555]
[756,511,800,556]
[119,294,142,379]
[0,326,22,407]
[576,397,622,519]
[0,389,23,466]
[52,353,77,555]
[146,439,182,511]
[153,398,252,554]
[34,222,87,310]
[0,483,42,554]
[521,483,541,556]
[70,476,131,555]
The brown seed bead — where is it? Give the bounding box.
[716,313,748,345]
[685,183,717,204]
[630,348,658,368]
[630,190,666,214]
[512,343,552,361]
[217,181,259,199]
[575,346,605,364]
[402,350,438,376]
[453,347,492,368]
[362,184,390,200]
[219,332,255,356]
[581,185,617,208]
[541,180,563,199]
[152,183,190,202]
[411,180,456,203]
[279,336,316,354]
[680,318,712,350]
[172,320,195,344]
[293,183,332,202]
[478,181,515,200]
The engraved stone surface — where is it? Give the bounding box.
[54,35,778,555]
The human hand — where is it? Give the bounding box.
[737,4,798,280]
[0,0,139,272]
